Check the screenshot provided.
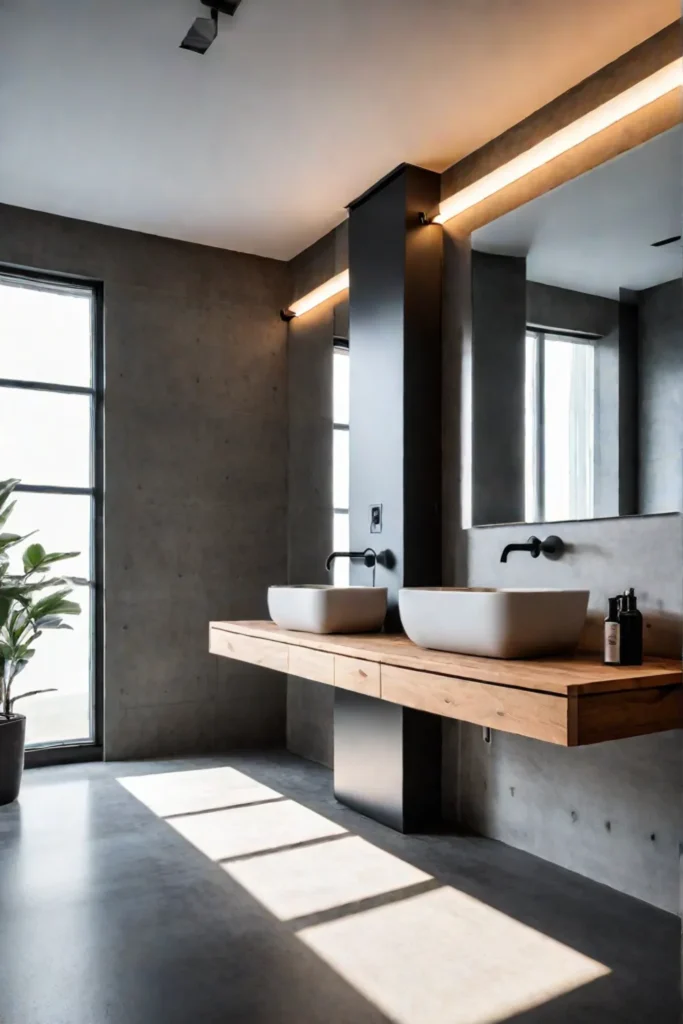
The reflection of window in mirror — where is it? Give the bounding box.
[332,342,350,585]
[525,331,595,523]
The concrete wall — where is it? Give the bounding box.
[638,278,683,514]
[444,222,683,914]
[445,513,682,913]
[0,203,290,759]
[285,222,347,768]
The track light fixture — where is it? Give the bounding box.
[180,0,243,55]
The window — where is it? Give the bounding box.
[0,272,102,751]
[525,330,595,523]
[333,343,349,586]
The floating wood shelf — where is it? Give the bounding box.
[209,621,683,747]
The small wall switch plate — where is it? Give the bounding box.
[370,504,383,534]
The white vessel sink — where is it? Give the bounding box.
[399,587,589,659]
[268,585,387,634]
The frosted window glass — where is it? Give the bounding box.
[544,338,595,522]
[333,513,350,586]
[0,389,92,488]
[333,429,349,510]
[0,281,92,387]
[333,350,349,425]
[19,585,92,747]
[7,491,92,581]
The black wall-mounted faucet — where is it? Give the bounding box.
[326,549,376,572]
[500,535,565,563]
[325,548,395,573]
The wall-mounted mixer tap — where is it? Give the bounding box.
[500,535,565,563]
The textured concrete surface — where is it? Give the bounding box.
[448,512,683,913]
[0,203,290,759]
[0,754,679,1024]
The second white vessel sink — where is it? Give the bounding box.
[268,585,387,634]
[399,587,589,659]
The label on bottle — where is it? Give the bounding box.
[604,622,620,664]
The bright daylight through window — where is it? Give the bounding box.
[0,275,98,748]
[525,331,595,523]
[333,345,349,586]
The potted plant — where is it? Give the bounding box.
[0,479,81,805]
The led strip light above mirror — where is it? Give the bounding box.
[434,59,682,225]
[283,60,682,318]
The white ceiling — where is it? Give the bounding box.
[0,0,677,261]
[473,125,682,299]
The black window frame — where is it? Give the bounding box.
[0,265,104,768]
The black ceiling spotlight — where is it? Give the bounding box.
[180,0,243,55]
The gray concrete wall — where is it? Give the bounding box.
[444,221,683,913]
[445,515,683,914]
[285,222,348,768]
[637,278,683,514]
[0,203,290,759]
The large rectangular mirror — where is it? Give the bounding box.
[469,124,682,526]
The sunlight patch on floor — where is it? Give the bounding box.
[168,798,345,861]
[299,885,610,1024]
[117,766,610,1022]
[224,833,430,921]
[118,766,282,817]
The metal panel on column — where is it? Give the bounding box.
[338,164,443,832]
[347,164,443,628]
[334,689,442,833]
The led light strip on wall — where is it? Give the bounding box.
[284,60,682,318]
[281,270,350,321]
[434,59,683,225]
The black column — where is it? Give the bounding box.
[347,164,443,631]
[337,165,443,833]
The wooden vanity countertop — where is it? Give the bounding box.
[209,620,681,698]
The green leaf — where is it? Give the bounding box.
[0,530,36,553]
[30,590,80,621]
[0,500,16,532]
[0,480,20,513]
[0,596,10,631]
[22,543,47,574]
[41,551,80,566]
[34,615,72,630]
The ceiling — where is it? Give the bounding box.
[473,125,682,299]
[0,0,677,261]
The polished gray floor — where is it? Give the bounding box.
[0,752,679,1024]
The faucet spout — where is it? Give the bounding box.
[325,549,376,573]
[500,536,541,563]
[500,535,565,562]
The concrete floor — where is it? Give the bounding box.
[0,752,678,1024]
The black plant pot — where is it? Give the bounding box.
[0,714,26,806]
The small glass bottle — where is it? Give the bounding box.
[604,596,621,665]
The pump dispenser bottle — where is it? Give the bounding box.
[620,588,643,665]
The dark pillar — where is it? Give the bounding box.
[471,251,526,526]
[334,689,442,833]
[618,289,639,516]
[339,165,443,832]
[347,164,442,631]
